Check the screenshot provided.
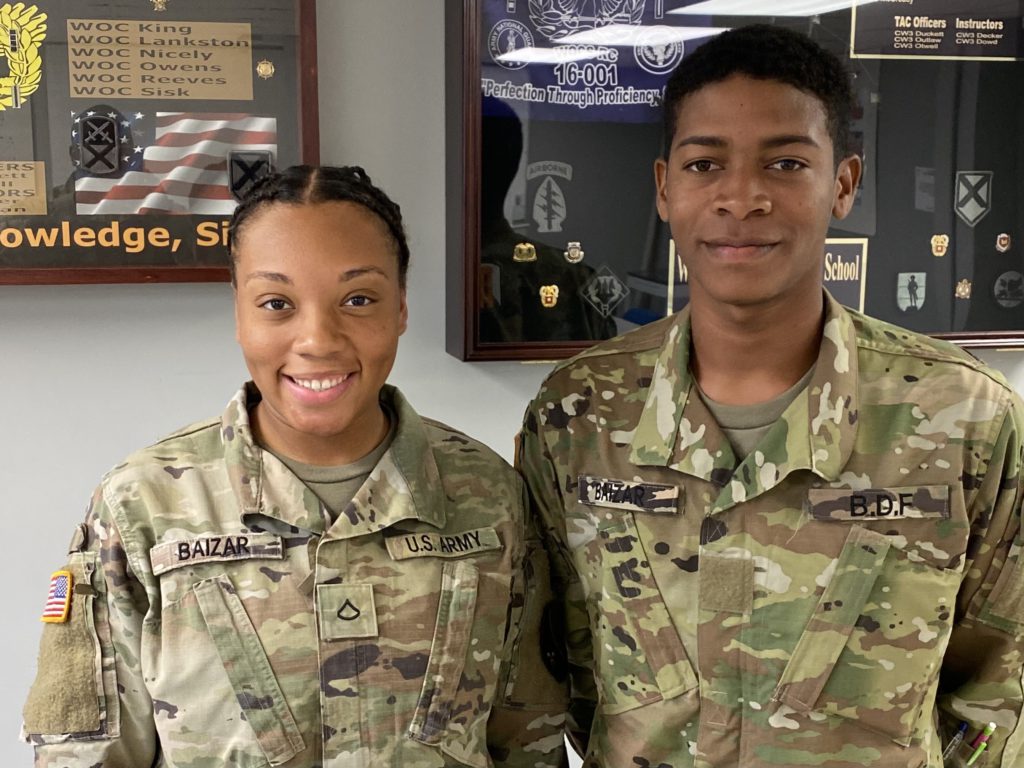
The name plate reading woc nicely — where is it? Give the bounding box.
[66,20,254,100]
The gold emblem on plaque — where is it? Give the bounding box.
[256,59,275,80]
[539,284,559,308]
[930,234,949,258]
[996,233,1011,253]
[513,242,537,262]
[955,279,972,299]
[0,3,47,111]
[151,0,168,10]
[564,241,584,263]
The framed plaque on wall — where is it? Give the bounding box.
[0,0,318,284]
[446,0,1024,361]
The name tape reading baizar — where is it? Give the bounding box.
[149,532,283,575]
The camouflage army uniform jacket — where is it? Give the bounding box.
[519,293,1024,767]
[24,384,566,768]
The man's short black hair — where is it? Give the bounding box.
[662,24,856,166]
[227,164,410,287]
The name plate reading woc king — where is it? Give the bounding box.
[66,20,254,100]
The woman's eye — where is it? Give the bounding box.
[259,298,292,311]
[345,295,374,307]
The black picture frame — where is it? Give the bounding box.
[446,0,1024,361]
[0,0,318,284]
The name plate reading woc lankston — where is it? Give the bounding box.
[67,19,254,100]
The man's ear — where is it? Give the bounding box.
[832,154,863,220]
[654,157,670,223]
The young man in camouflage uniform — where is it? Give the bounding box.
[519,24,1024,767]
[23,166,566,767]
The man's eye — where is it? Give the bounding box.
[260,298,291,311]
[685,159,717,173]
[770,158,806,171]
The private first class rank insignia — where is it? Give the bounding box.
[41,570,72,623]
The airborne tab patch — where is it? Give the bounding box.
[807,485,950,521]
[385,527,502,561]
[578,475,680,514]
[149,532,284,575]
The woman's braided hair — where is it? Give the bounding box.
[227,165,410,286]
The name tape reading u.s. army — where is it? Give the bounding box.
[384,527,501,560]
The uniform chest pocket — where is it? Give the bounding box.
[408,559,510,768]
[185,575,305,766]
[581,516,698,714]
[773,525,960,746]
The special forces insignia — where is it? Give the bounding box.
[581,265,629,317]
[633,26,685,75]
[528,0,645,41]
[930,233,949,257]
[533,176,566,233]
[229,150,274,201]
[896,272,925,312]
[80,114,120,175]
[954,170,993,227]
[994,270,1023,309]
[488,19,533,69]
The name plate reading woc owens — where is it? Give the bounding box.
[67,20,254,100]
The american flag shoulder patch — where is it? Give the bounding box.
[41,570,73,624]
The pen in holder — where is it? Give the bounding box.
[946,722,996,768]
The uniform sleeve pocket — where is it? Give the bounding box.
[23,552,119,741]
[774,524,958,746]
[194,575,304,766]
[583,516,698,715]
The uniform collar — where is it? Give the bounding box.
[224,383,447,537]
[629,292,860,504]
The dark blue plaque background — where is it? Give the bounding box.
[481,0,717,123]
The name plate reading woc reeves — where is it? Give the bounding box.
[67,20,253,100]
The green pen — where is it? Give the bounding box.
[965,741,988,766]
[970,722,997,749]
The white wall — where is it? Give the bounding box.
[3,1,1023,763]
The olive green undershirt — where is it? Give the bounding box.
[697,366,815,460]
[267,407,396,521]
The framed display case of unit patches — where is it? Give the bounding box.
[445,0,1024,361]
[0,0,318,284]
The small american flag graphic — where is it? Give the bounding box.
[75,112,277,215]
[41,570,73,623]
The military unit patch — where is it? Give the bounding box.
[41,570,72,623]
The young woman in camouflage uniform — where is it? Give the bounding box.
[24,166,566,768]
